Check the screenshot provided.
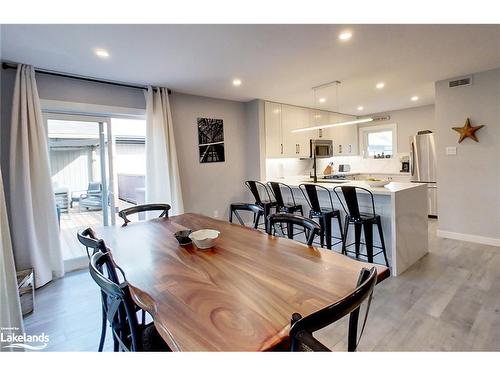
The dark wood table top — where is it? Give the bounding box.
[95,213,389,351]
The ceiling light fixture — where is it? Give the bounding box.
[338,31,352,41]
[376,82,385,89]
[94,48,110,58]
[411,96,419,101]
[319,97,326,103]
[293,80,374,133]
[357,106,364,111]
[232,78,242,86]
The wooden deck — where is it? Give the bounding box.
[59,200,133,260]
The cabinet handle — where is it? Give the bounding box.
[319,129,322,138]
[348,144,352,153]
[281,144,283,154]
[298,144,300,154]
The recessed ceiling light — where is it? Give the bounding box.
[411,96,419,101]
[376,82,385,89]
[232,78,242,87]
[338,31,352,41]
[319,97,326,103]
[357,106,364,111]
[94,48,109,58]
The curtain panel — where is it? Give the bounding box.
[8,65,63,288]
[145,87,184,215]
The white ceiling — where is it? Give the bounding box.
[2,24,500,114]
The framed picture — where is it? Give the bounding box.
[197,117,225,163]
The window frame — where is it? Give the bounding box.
[359,123,398,159]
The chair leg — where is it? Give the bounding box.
[336,213,344,250]
[98,305,107,352]
[376,219,389,267]
[229,207,233,223]
[287,222,294,239]
[342,217,349,255]
[354,223,362,259]
[363,223,374,263]
[324,216,332,250]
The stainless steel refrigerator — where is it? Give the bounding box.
[410,131,438,217]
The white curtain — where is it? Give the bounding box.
[145,87,184,215]
[0,166,25,351]
[8,65,63,288]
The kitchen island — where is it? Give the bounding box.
[267,176,428,276]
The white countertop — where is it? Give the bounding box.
[267,176,425,196]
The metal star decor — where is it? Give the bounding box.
[452,118,484,143]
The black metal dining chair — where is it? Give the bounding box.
[77,228,116,352]
[118,203,171,226]
[266,213,321,246]
[245,181,278,231]
[267,181,303,215]
[289,267,377,352]
[229,203,264,229]
[299,184,344,250]
[333,186,389,266]
[89,251,171,352]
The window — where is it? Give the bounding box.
[359,124,397,158]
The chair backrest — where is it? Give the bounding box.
[77,227,107,259]
[88,181,102,195]
[333,186,376,221]
[118,203,171,226]
[290,267,378,352]
[89,251,141,351]
[266,213,321,246]
[267,181,297,208]
[230,203,264,229]
[298,184,334,214]
[245,180,272,205]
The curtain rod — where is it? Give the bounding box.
[1,62,171,94]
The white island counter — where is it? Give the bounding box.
[267,176,428,276]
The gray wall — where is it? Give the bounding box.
[244,99,266,181]
[365,104,435,153]
[169,92,249,219]
[435,68,500,242]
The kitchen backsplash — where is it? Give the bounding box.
[266,153,410,179]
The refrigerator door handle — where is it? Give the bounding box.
[410,141,415,177]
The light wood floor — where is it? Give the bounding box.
[25,218,500,351]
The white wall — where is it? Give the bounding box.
[364,104,435,153]
[435,68,500,245]
[170,92,249,219]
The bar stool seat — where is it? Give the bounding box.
[229,203,264,229]
[334,186,389,267]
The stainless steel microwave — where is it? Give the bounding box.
[310,139,333,158]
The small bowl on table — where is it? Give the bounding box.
[189,229,220,250]
[365,178,389,187]
[174,230,193,246]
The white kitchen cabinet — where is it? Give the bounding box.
[281,104,310,157]
[329,112,359,155]
[265,101,283,157]
[309,109,331,140]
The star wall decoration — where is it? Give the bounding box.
[452,118,484,143]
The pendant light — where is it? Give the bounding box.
[292,80,374,133]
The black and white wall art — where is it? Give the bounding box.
[197,117,225,163]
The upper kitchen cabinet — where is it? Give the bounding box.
[309,109,332,140]
[329,112,359,155]
[264,101,283,157]
[281,104,310,157]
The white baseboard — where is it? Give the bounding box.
[437,230,500,247]
[64,256,89,273]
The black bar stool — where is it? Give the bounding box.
[333,186,389,266]
[299,184,344,250]
[267,181,303,215]
[229,203,264,229]
[245,180,278,231]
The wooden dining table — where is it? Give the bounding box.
[94,213,390,351]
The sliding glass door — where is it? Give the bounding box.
[44,113,146,268]
[45,113,115,265]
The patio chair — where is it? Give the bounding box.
[77,182,103,211]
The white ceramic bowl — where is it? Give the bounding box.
[188,229,220,249]
[365,179,389,187]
